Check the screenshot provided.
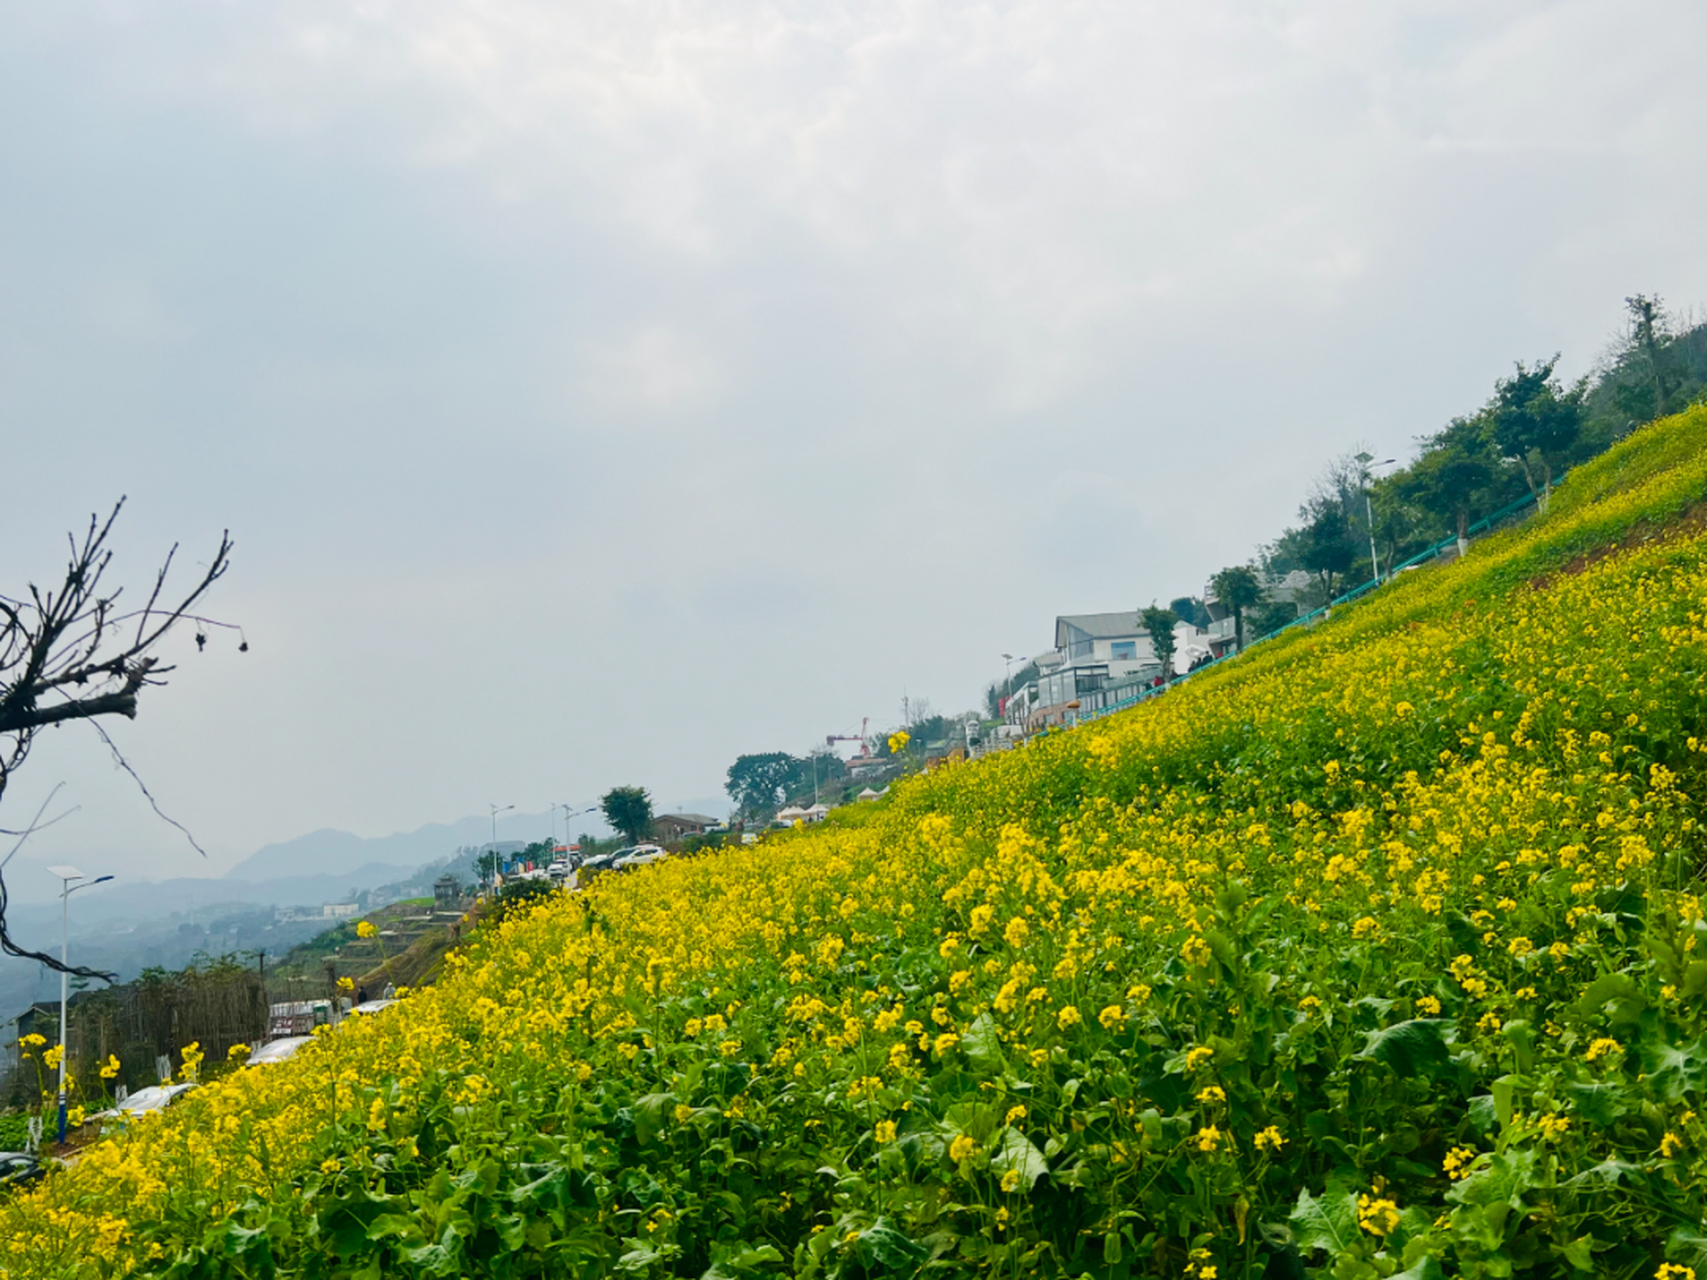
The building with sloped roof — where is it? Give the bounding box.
[653,813,722,843]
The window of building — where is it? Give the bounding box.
[1111,640,1137,661]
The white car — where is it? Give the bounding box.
[246,1036,313,1066]
[612,844,668,869]
[94,1081,199,1121]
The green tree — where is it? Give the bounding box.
[600,786,654,845]
[1168,596,1211,630]
[1490,356,1582,514]
[1366,474,1430,580]
[1139,603,1179,680]
[726,753,796,818]
[1398,417,1499,556]
[1210,565,1264,653]
[1248,598,1299,640]
[1626,294,1674,421]
[1300,503,1357,602]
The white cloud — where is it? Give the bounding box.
[30,0,1691,407]
[585,325,726,414]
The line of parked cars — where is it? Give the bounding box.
[573,843,668,875]
[515,843,671,889]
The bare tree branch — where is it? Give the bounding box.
[0,783,113,980]
[90,721,208,860]
[0,500,235,981]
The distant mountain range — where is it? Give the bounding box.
[224,811,561,882]
[1,799,728,1016]
[2,809,560,1018]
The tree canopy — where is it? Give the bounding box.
[1300,503,1357,600]
[1139,604,1178,679]
[1397,417,1500,552]
[725,753,796,817]
[1210,565,1264,652]
[600,786,654,845]
[1490,357,1582,511]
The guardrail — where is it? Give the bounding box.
[1075,485,1547,724]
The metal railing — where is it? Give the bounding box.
[1076,486,1547,724]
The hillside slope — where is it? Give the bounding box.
[6,405,1707,1279]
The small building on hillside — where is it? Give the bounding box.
[432,875,462,908]
[2,1002,60,1076]
[652,812,722,843]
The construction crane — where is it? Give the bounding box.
[826,718,871,758]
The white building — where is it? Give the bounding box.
[1014,612,1166,727]
[1014,610,1237,729]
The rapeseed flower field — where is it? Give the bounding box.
[5,406,1707,1278]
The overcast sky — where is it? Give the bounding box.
[3,0,1704,896]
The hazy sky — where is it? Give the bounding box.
[3,0,1704,895]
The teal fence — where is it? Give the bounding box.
[1076,486,1547,724]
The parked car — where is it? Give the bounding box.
[0,1152,45,1188]
[613,845,668,870]
[575,850,622,874]
[245,1037,312,1066]
[93,1081,199,1122]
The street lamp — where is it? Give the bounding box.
[1001,653,1021,715]
[44,865,112,1144]
[1359,457,1399,584]
[487,803,514,886]
[558,803,596,847]
[558,805,597,868]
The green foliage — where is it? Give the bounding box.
[1251,301,1707,618]
[600,786,654,845]
[1490,356,1582,508]
[492,878,558,922]
[1169,596,1211,630]
[1139,603,1178,676]
[1211,565,1264,651]
[726,753,794,816]
[1300,502,1357,597]
[726,753,847,816]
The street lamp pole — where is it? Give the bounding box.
[487,803,514,886]
[560,805,595,864]
[45,865,112,1144]
[1360,458,1398,584]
